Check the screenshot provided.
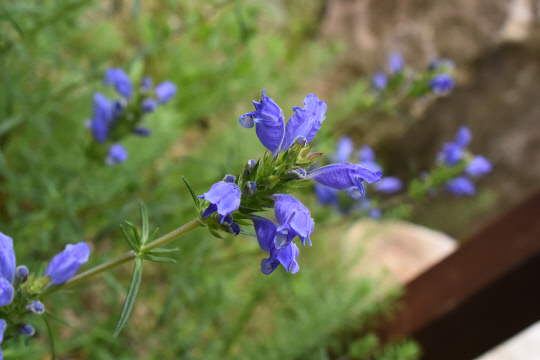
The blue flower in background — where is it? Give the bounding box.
[105,144,129,167]
[199,176,241,223]
[446,176,476,196]
[140,76,153,94]
[142,98,158,113]
[45,242,91,285]
[307,163,382,200]
[357,145,383,173]
[373,176,403,194]
[155,81,177,104]
[281,93,327,151]
[273,194,314,248]
[429,73,455,95]
[250,215,300,275]
[372,71,388,91]
[466,155,492,177]
[333,136,354,163]
[133,127,152,137]
[104,68,133,98]
[89,93,116,143]
[454,126,472,148]
[388,52,404,74]
[314,184,339,206]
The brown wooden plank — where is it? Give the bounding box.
[380,189,540,359]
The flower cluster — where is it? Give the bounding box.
[371,52,455,97]
[438,126,492,196]
[87,68,177,166]
[195,90,382,275]
[315,136,402,218]
[0,232,90,355]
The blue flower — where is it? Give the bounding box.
[45,242,91,285]
[0,279,14,307]
[429,73,455,95]
[466,155,492,177]
[373,176,403,194]
[357,145,383,173]
[140,76,153,94]
[0,318,6,358]
[373,71,388,90]
[155,81,177,104]
[250,215,300,275]
[142,98,158,113]
[273,194,314,248]
[26,300,45,315]
[314,184,339,206]
[89,93,115,143]
[369,207,382,219]
[0,232,15,284]
[281,94,327,151]
[104,68,133,98]
[105,144,129,167]
[220,214,241,236]
[439,142,463,166]
[454,126,472,148]
[15,265,28,282]
[198,176,241,223]
[334,136,354,163]
[446,176,476,196]
[307,163,382,200]
[389,52,404,74]
[133,127,152,137]
[239,89,285,155]
[19,324,35,337]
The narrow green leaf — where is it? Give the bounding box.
[120,225,139,252]
[208,227,224,239]
[44,310,72,328]
[149,247,179,253]
[124,221,141,245]
[138,201,150,244]
[147,227,160,242]
[239,228,256,237]
[42,315,56,360]
[182,176,201,209]
[140,254,177,264]
[114,257,144,338]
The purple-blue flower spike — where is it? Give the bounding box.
[0,232,15,284]
[89,93,114,143]
[239,89,285,155]
[0,279,14,307]
[373,176,403,194]
[389,52,404,74]
[273,194,314,248]
[280,93,327,151]
[306,163,382,200]
[198,177,241,223]
[104,68,133,99]
[334,136,354,163]
[250,215,300,275]
[466,155,492,177]
[105,144,129,167]
[430,74,455,95]
[155,81,177,104]
[373,71,388,90]
[446,176,476,196]
[45,242,91,285]
[455,126,472,148]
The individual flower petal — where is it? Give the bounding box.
[429,74,455,95]
[307,163,382,200]
[373,176,403,194]
[26,300,45,315]
[155,81,177,104]
[198,180,241,223]
[314,184,339,206]
[273,194,314,248]
[334,136,354,163]
[455,126,472,148]
[0,233,15,284]
[446,176,476,196]
[105,144,129,167]
[388,52,404,74]
[239,89,285,155]
[466,155,492,177]
[0,278,14,306]
[142,98,158,113]
[250,216,299,275]
[281,93,327,151]
[0,319,6,344]
[104,68,133,98]
[45,242,91,285]
[372,71,388,90]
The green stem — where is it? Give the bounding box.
[41,217,203,298]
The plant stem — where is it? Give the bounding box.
[41,217,203,298]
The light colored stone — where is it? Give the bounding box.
[476,321,540,360]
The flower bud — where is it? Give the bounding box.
[286,168,306,180]
[223,174,236,183]
[242,181,257,197]
[15,265,29,283]
[26,300,45,315]
[19,324,35,337]
[45,242,91,285]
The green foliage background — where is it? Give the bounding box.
[0,1,419,359]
